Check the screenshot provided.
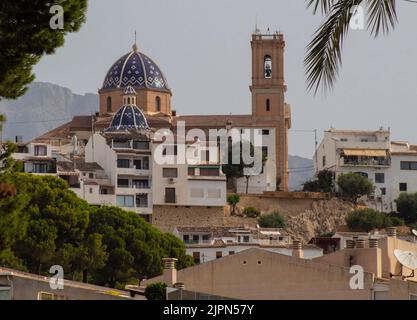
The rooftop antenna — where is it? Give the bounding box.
[391,249,417,280]
[254,14,260,34]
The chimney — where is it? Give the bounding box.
[387,227,397,238]
[346,239,355,249]
[292,240,303,259]
[174,282,185,290]
[162,258,178,286]
[369,238,379,248]
[171,110,177,117]
[356,239,366,249]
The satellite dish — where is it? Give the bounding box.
[412,229,417,237]
[391,249,417,279]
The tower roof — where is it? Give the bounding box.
[107,105,150,132]
[101,46,169,91]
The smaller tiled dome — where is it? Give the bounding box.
[107,105,150,132]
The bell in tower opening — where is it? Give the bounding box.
[264,55,272,78]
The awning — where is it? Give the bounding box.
[342,149,387,157]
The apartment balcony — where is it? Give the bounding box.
[340,158,390,167]
[116,167,151,177]
[335,140,390,150]
[116,186,152,195]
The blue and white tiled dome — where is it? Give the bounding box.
[102,44,169,91]
[107,105,150,131]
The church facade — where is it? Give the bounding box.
[13,31,292,225]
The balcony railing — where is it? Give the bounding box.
[342,158,390,166]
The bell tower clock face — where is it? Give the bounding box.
[264,55,272,78]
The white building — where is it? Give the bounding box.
[314,128,417,212]
[173,226,323,263]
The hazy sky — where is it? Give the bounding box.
[33,0,417,158]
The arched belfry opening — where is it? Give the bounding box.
[264,55,272,78]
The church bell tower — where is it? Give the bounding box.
[250,30,291,191]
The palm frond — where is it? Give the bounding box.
[306,0,337,14]
[305,0,362,94]
[366,0,397,36]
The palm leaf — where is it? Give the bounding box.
[305,0,398,93]
[366,0,397,36]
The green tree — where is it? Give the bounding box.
[222,141,265,193]
[303,169,334,192]
[0,0,88,99]
[227,194,240,216]
[0,172,193,288]
[346,208,393,232]
[305,0,397,93]
[337,172,373,203]
[258,212,286,228]
[395,192,417,224]
[145,282,167,300]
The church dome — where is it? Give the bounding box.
[102,44,169,91]
[107,104,150,131]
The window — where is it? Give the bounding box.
[113,140,130,148]
[33,163,48,173]
[156,96,161,112]
[89,188,93,194]
[165,188,176,203]
[243,236,250,243]
[199,168,220,176]
[0,287,11,300]
[322,156,326,167]
[192,235,199,243]
[216,251,223,259]
[188,167,196,176]
[340,138,348,142]
[193,252,201,264]
[116,195,134,207]
[134,158,149,170]
[183,235,189,242]
[106,96,112,112]
[262,146,268,159]
[163,168,178,178]
[89,173,94,179]
[202,234,210,242]
[133,179,149,189]
[229,251,235,255]
[375,173,385,184]
[100,188,108,195]
[266,99,270,111]
[262,129,270,135]
[136,194,148,208]
[361,139,369,142]
[163,145,178,156]
[380,188,386,196]
[133,141,150,150]
[117,159,130,168]
[400,161,417,170]
[264,55,272,78]
[117,178,129,188]
[399,183,408,192]
[34,145,47,156]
